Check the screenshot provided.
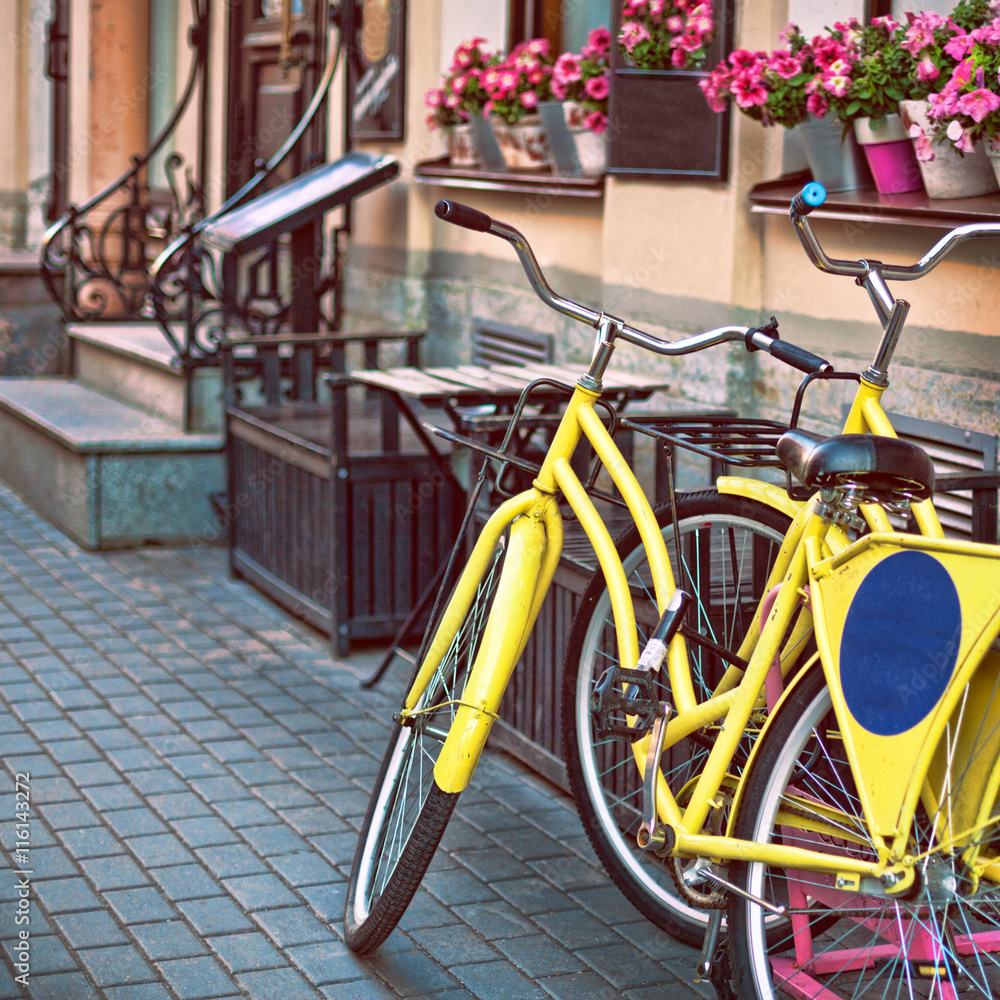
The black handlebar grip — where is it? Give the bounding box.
[790,182,827,219]
[767,338,832,375]
[434,200,493,232]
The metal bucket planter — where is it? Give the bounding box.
[797,115,872,192]
[854,114,923,195]
[899,99,998,200]
[539,101,607,177]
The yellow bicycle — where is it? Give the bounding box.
[345,190,1000,1000]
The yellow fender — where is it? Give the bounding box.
[716,476,803,520]
[724,653,823,836]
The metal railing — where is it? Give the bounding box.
[40,0,209,325]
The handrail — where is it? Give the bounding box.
[149,27,343,364]
[40,0,209,322]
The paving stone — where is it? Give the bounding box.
[286,940,371,985]
[188,776,248,802]
[103,807,170,838]
[31,876,103,913]
[103,886,178,924]
[452,959,548,1000]
[296,882,345,923]
[148,791,214,820]
[147,864,224,902]
[127,768,188,794]
[53,909,130,948]
[208,931,287,973]
[78,943,158,987]
[0,934,77,974]
[79,854,148,890]
[90,729,144,751]
[177,896,255,936]
[195,843,268,878]
[23,845,78,881]
[27,776,79,803]
[238,966,328,999]
[157,954,239,999]
[532,909,622,951]
[409,924,500,967]
[239,823,310,857]
[16,971,100,999]
[126,833,197,867]
[103,984,174,1000]
[251,906,336,948]
[423,868,501,908]
[212,798,281,829]
[493,935,585,978]
[268,851,341,887]
[318,980,400,1000]
[527,855,610,893]
[81,783,145,811]
[131,920,209,961]
[370,947,460,998]
[223,873,300,910]
[35,800,100,830]
[106,748,164,771]
[204,740,265,764]
[171,816,240,848]
[536,970,630,1000]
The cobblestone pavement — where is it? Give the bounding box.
[0,482,709,1000]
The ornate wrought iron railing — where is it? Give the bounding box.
[149,22,344,368]
[40,0,209,324]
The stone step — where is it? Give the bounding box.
[67,321,222,433]
[0,378,224,550]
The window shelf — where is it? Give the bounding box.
[749,172,1000,229]
[413,158,605,198]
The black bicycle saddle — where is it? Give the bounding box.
[777,429,935,504]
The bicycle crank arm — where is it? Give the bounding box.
[695,908,724,980]
[636,702,672,851]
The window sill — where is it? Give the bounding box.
[749,172,1000,229]
[413,158,605,198]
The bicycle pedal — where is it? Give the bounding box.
[590,666,662,741]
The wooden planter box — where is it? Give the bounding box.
[227,401,462,656]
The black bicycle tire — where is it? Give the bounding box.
[561,491,793,944]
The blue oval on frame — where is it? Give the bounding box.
[839,550,962,737]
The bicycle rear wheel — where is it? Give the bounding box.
[562,491,795,944]
[728,662,1000,1000]
[344,531,509,955]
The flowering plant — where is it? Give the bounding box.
[551,27,612,134]
[700,24,819,128]
[618,0,715,71]
[483,39,556,124]
[926,15,1000,154]
[425,38,499,129]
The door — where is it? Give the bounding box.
[225,0,329,199]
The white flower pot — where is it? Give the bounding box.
[445,123,479,168]
[899,99,997,200]
[490,115,551,171]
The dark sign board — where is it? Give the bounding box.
[349,0,407,141]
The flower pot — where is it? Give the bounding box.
[853,114,923,195]
[898,99,998,200]
[538,101,607,177]
[444,123,479,168]
[490,115,551,171]
[797,115,872,193]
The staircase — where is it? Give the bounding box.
[0,322,224,549]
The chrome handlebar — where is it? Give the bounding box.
[434,200,831,374]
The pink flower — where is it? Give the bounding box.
[584,74,609,101]
[583,26,610,57]
[769,51,802,79]
[450,74,468,93]
[550,78,567,100]
[498,69,519,93]
[947,118,975,152]
[957,88,1000,123]
[731,72,768,108]
[554,53,582,85]
[667,15,684,33]
[425,88,443,109]
[945,33,976,60]
[585,110,608,134]
[520,90,538,109]
[806,91,829,117]
[916,57,939,83]
[619,20,650,53]
[908,122,935,162]
[822,72,851,98]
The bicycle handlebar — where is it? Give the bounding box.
[434,199,831,375]
[789,183,1000,282]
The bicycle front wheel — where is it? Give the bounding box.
[344,530,510,955]
[728,663,1000,1000]
[562,491,794,945]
